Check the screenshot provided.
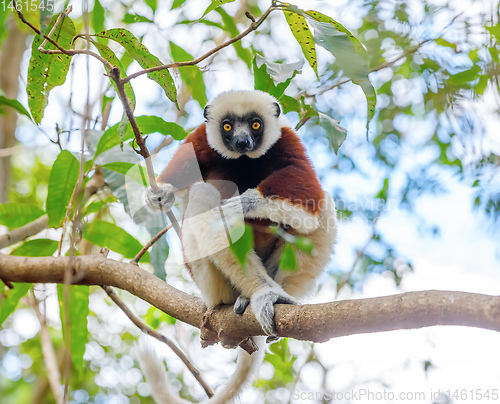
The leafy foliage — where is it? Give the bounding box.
[27,15,75,124]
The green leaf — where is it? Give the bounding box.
[145,306,175,329]
[27,15,75,124]
[100,162,149,186]
[435,37,457,51]
[303,9,376,131]
[146,0,158,12]
[295,237,314,255]
[92,41,136,110]
[283,10,318,79]
[486,23,500,43]
[170,42,207,107]
[83,195,117,216]
[57,285,89,370]
[316,112,347,154]
[253,57,298,100]
[11,239,58,257]
[46,150,80,228]
[150,235,168,281]
[202,0,236,18]
[447,65,481,86]
[92,0,106,34]
[171,0,187,9]
[95,115,187,157]
[83,220,149,262]
[122,13,154,24]
[279,243,298,271]
[256,54,304,85]
[94,29,177,104]
[376,178,390,200]
[0,283,32,327]
[0,96,32,121]
[216,8,252,69]
[229,223,254,268]
[0,203,45,230]
[280,94,301,114]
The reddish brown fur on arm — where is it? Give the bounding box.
[157,123,217,190]
[256,128,324,214]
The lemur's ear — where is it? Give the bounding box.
[203,105,211,121]
[273,102,281,117]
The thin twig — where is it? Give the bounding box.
[38,7,73,51]
[132,224,172,264]
[101,285,214,398]
[28,296,64,404]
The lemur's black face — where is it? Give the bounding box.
[219,113,265,154]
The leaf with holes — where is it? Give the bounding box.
[27,15,75,124]
[94,29,177,103]
[46,150,79,228]
[83,220,149,262]
[0,203,45,230]
[202,0,236,18]
[57,285,89,371]
[283,10,318,79]
[170,42,207,107]
[303,10,376,131]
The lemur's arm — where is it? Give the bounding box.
[222,163,325,234]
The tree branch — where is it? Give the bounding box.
[0,215,48,249]
[121,5,277,84]
[101,285,214,398]
[1,253,499,349]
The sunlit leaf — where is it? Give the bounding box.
[46,150,80,228]
[145,306,176,329]
[0,203,45,230]
[145,0,158,12]
[92,0,105,34]
[100,162,149,186]
[0,96,32,121]
[316,112,347,154]
[57,285,89,370]
[279,243,298,271]
[171,0,187,9]
[27,15,75,124]
[83,220,149,262]
[170,42,207,107]
[11,239,58,257]
[95,115,187,157]
[0,283,32,327]
[256,54,304,84]
[253,57,298,100]
[216,8,252,69]
[94,29,177,103]
[202,0,236,18]
[229,223,254,268]
[122,13,154,24]
[283,10,318,79]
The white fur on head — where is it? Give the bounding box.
[205,90,289,159]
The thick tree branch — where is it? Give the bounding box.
[1,254,499,349]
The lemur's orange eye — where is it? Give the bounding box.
[252,121,261,130]
[223,123,232,132]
